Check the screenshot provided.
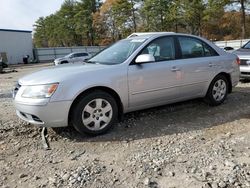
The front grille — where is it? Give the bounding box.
[241,72,250,75]
[240,60,250,66]
[13,83,21,98]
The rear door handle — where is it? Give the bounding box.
[171,66,180,72]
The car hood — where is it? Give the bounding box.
[19,63,111,85]
[54,57,66,61]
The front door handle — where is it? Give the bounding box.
[209,63,214,67]
[171,66,180,72]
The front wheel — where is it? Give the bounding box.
[205,75,229,106]
[71,91,118,136]
[60,61,68,64]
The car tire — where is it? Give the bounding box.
[61,61,68,64]
[205,74,229,106]
[71,90,118,136]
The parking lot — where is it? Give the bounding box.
[1,63,250,188]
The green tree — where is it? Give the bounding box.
[140,0,172,31]
[166,0,184,32]
[33,0,250,47]
[98,0,133,42]
[225,0,250,38]
[128,0,143,32]
[181,0,206,35]
[33,17,48,47]
[75,0,101,45]
[202,0,228,40]
[57,0,80,46]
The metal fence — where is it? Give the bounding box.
[33,39,250,62]
[34,46,106,62]
[214,39,250,49]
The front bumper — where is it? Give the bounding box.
[240,66,250,78]
[54,61,60,66]
[14,100,72,127]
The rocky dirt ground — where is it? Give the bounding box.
[0,63,250,188]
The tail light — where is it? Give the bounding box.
[236,57,240,65]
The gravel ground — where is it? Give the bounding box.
[0,63,250,188]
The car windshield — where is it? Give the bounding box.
[87,38,147,65]
[242,41,250,49]
[65,53,74,58]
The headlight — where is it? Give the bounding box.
[21,83,58,99]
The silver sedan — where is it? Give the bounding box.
[13,33,240,135]
[233,41,250,79]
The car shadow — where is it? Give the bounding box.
[54,86,250,143]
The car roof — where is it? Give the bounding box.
[126,32,226,56]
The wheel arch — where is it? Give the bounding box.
[216,72,232,93]
[61,60,69,64]
[207,72,232,95]
[68,86,124,125]
[204,72,232,106]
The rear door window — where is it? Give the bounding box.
[178,37,218,59]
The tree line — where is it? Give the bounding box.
[33,0,250,47]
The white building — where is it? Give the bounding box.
[0,29,33,64]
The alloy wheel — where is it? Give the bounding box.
[212,79,227,102]
[82,98,113,131]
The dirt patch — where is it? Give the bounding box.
[0,63,250,188]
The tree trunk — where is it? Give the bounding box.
[160,10,164,31]
[240,0,246,39]
[131,0,137,32]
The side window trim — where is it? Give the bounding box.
[173,36,182,59]
[202,42,219,57]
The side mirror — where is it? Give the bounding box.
[224,46,234,51]
[135,54,155,64]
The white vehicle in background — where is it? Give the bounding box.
[54,52,91,66]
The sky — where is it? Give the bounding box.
[0,0,65,31]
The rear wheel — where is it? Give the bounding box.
[205,75,229,106]
[71,91,118,136]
